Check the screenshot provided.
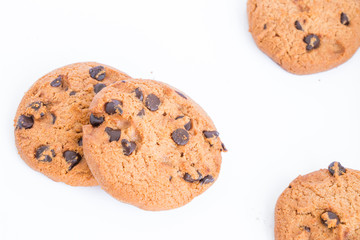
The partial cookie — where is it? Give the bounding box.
[14,62,130,186]
[275,162,360,239]
[83,79,226,210]
[247,0,360,74]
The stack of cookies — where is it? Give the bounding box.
[14,62,226,211]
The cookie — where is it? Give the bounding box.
[14,62,130,186]
[83,79,226,210]
[247,0,360,74]
[275,162,360,239]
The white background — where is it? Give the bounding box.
[1,0,360,239]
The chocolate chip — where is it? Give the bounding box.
[203,131,219,138]
[196,171,203,180]
[90,113,104,127]
[304,226,310,232]
[263,24,267,30]
[221,142,228,152]
[29,101,43,110]
[78,137,83,146]
[105,100,123,115]
[171,129,189,146]
[295,20,303,31]
[175,115,184,120]
[183,171,204,183]
[105,127,121,142]
[321,211,340,229]
[17,115,34,129]
[89,66,106,81]
[304,34,320,51]
[183,173,196,183]
[175,91,187,99]
[200,175,214,185]
[169,176,173,181]
[145,94,160,111]
[94,83,106,94]
[69,91,76,96]
[50,75,63,87]
[63,151,82,171]
[184,120,192,131]
[51,113,56,124]
[135,88,144,101]
[341,13,350,26]
[328,162,346,176]
[35,146,55,162]
[121,139,136,156]
[137,109,145,117]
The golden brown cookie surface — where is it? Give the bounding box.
[83,79,225,210]
[275,162,360,239]
[14,62,130,186]
[247,0,360,74]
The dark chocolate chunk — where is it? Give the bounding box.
[63,151,82,171]
[69,91,76,96]
[145,94,160,111]
[105,100,123,115]
[321,211,340,229]
[171,129,189,146]
[137,109,145,117]
[51,113,56,124]
[35,146,55,162]
[328,162,346,176]
[121,139,136,156]
[94,83,106,94]
[203,131,219,138]
[184,120,192,131]
[221,142,228,152]
[90,114,104,127]
[183,173,196,183]
[304,226,310,232]
[17,115,34,129]
[175,91,187,99]
[50,75,63,87]
[341,13,350,26]
[89,66,106,81]
[29,101,43,110]
[105,127,121,142]
[263,24,267,30]
[175,115,184,120]
[183,171,203,183]
[295,20,303,31]
[135,88,144,101]
[78,137,83,146]
[200,175,214,185]
[304,34,320,51]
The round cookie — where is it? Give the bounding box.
[14,62,130,186]
[275,162,360,239]
[83,79,226,210]
[247,0,360,74]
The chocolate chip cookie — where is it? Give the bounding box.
[83,79,226,210]
[247,0,360,74]
[14,62,130,186]
[275,162,360,239]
